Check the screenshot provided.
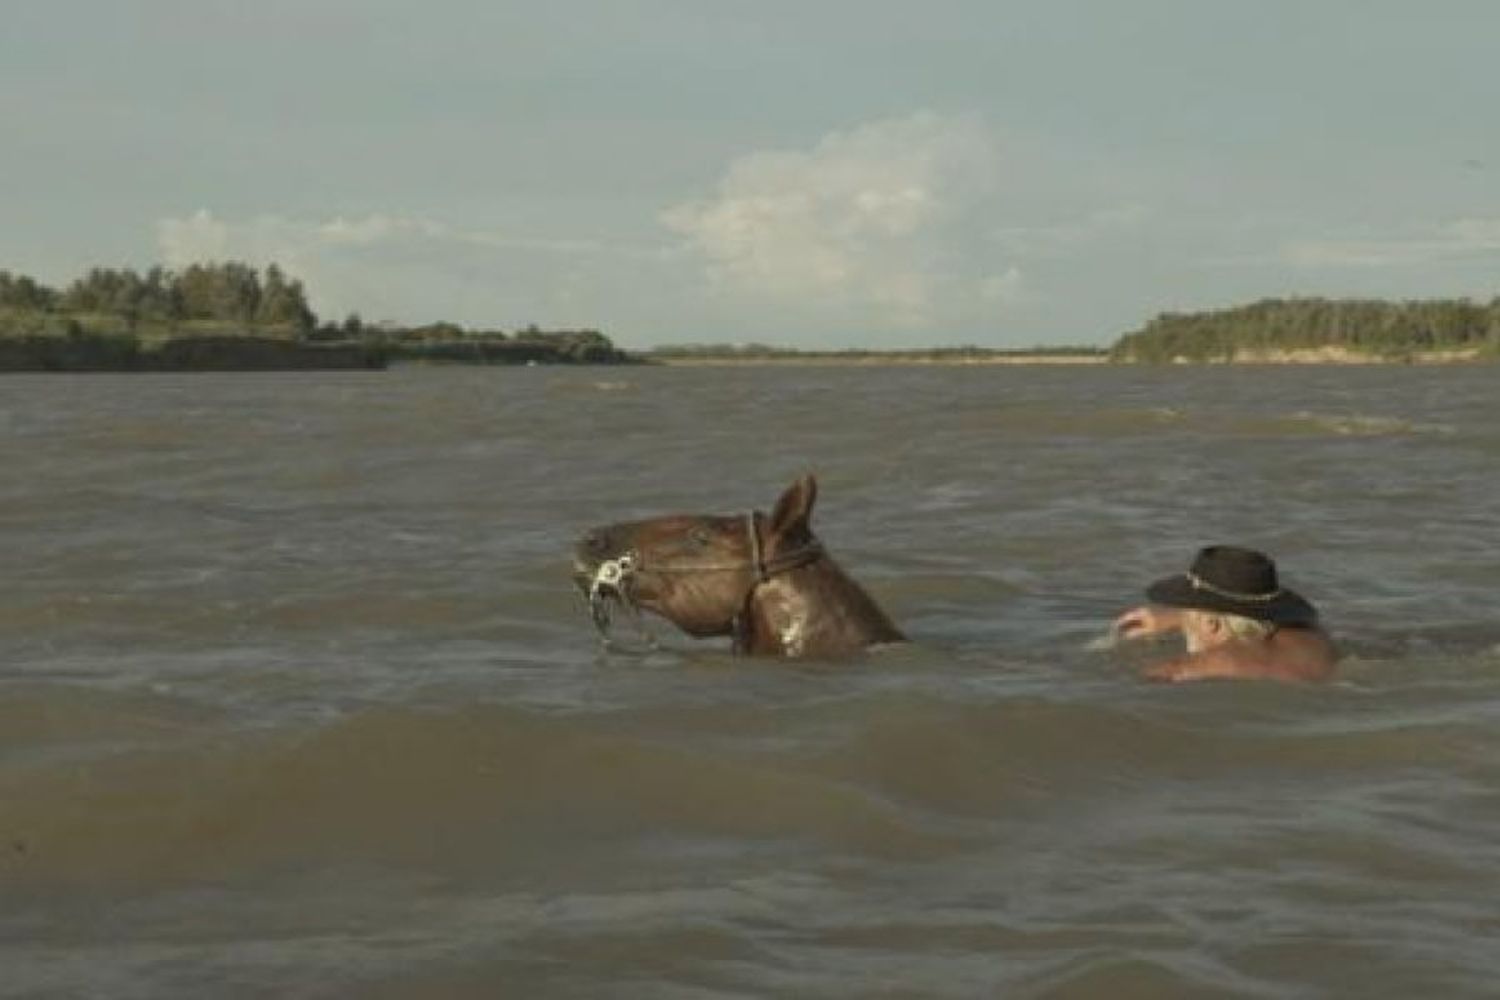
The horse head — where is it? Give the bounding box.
[572,474,903,656]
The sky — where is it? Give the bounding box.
[3,1,1499,349]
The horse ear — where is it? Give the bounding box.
[769,474,818,538]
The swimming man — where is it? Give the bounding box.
[1114,545,1338,683]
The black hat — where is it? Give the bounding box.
[1146,546,1318,626]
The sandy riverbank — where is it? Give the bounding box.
[647,353,1111,366]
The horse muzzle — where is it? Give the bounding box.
[572,527,643,632]
[573,528,632,592]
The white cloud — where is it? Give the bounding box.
[663,111,1028,331]
[156,210,444,322]
[989,203,1151,260]
[981,267,1024,303]
[156,209,232,263]
[158,209,458,269]
[152,209,648,329]
[1284,217,1500,269]
[150,118,1146,344]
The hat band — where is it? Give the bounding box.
[1187,572,1284,603]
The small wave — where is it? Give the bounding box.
[1264,411,1455,437]
[973,404,1185,436]
[8,682,1493,886]
[547,378,636,394]
[0,702,973,890]
[0,684,216,763]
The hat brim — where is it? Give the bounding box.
[1146,573,1318,626]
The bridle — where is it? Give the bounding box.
[585,512,825,651]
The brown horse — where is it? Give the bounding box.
[572,475,904,657]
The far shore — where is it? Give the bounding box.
[646,347,1494,367]
[1205,347,1486,365]
[9,266,1497,371]
[647,353,1110,367]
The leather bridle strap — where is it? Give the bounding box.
[747,511,768,581]
[734,511,821,652]
[623,513,823,579]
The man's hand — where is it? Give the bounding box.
[1113,605,1183,640]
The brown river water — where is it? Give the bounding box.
[2,364,1499,998]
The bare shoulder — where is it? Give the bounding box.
[1270,625,1339,678]
[1146,626,1338,683]
[1266,626,1338,665]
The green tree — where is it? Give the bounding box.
[255,264,316,335]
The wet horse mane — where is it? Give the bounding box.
[573,475,904,657]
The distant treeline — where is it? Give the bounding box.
[11,263,1500,370]
[338,318,633,365]
[1,263,317,338]
[0,332,383,372]
[1112,297,1500,362]
[0,263,632,370]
